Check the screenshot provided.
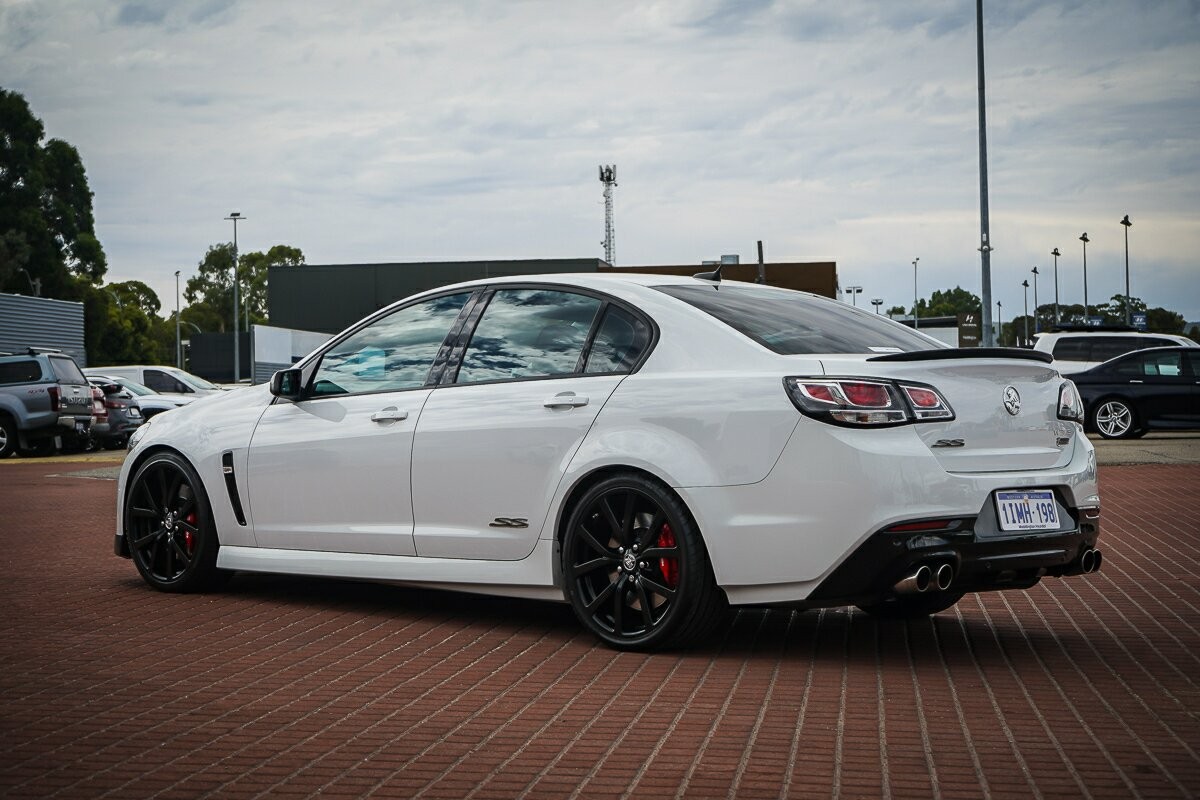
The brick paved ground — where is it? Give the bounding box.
[1,461,1198,799]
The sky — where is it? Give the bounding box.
[3,0,1199,323]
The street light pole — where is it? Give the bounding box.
[1121,215,1133,325]
[1031,266,1039,334]
[871,298,883,314]
[912,258,920,329]
[1079,232,1090,322]
[1021,279,1030,346]
[224,212,245,382]
[175,270,181,369]
[846,286,863,306]
[996,300,1002,344]
[1050,247,1061,325]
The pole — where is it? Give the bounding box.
[175,270,181,369]
[225,212,245,382]
[912,258,919,329]
[1121,215,1132,325]
[1031,266,1039,334]
[976,0,994,346]
[1080,232,1090,321]
[1051,247,1060,324]
[996,300,1002,344]
[1021,279,1029,346]
[756,240,765,284]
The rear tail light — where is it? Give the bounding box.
[103,398,127,409]
[48,386,61,412]
[785,377,955,427]
[1057,380,1084,422]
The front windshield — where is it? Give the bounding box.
[115,377,154,396]
[175,370,221,391]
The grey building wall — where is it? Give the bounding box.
[0,292,87,366]
[268,259,605,334]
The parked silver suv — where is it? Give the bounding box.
[0,348,94,457]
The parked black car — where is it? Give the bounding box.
[1071,346,1200,438]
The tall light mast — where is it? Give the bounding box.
[599,165,617,265]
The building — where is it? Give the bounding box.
[268,258,838,335]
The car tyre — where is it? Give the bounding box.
[125,451,227,592]
[562,473,727,651]
[858,591,966,620]
[0,417,18,458]
[1092,398,1138,439]
[18,439,56,458]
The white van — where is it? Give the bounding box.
[1032,331,1197,373]
[86,365,226,397]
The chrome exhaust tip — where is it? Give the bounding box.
[894,565,932,595]
[1080,548,1097,574]
[1093,549,1102,572]
[935,563,954,591]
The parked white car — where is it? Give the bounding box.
[1032,330,1196,374]
[116,273,1102,650]
[87,365,225,398]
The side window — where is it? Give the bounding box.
[456,289,602,384]
[1052,339,1090,361]
[584,305,651,374]
[311,292,470,397]
[1141,352,1183,377]
[0,360,43,384]
[1092,337,1141,363]
[145,369,191,394]
[1186,352,1200,376]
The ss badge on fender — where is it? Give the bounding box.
[489,517,529,528]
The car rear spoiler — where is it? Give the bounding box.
[867,347,1053,364]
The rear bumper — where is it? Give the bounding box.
[801,503,1101,609]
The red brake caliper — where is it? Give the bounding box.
[657,523,679,588]
[184,512,197,553]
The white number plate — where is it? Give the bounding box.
[996,491,1060,532]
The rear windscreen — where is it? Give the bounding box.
[49,356,88,385]
[655,285,941,355]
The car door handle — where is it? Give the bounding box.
[370,407,409,422]
[543,393,589,409]
[1129,380,1143,384]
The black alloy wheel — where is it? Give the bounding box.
[125,452,225,592]
[562,474,725,650]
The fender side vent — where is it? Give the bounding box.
[222,451,247,526]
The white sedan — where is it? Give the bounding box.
[116,272,1102,650]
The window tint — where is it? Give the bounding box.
[145,369,193,394]
[1187,352,1200,376]
[0,360,43,384]
[1140,352,1183,377]
[312,292,470,396]
[48,356,87,385]
[456,289,602,383]
[1092,338,1143,363]
[656,285,939,355]
[1052,339,1091,360]
[585,305,651,374]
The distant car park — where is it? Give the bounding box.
[1033,329,1196,373]
[84,365,226,397]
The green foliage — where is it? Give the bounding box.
[0,88,106,297]
[183,242,304,331]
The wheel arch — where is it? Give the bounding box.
[121,445,221,546]
[554,464,697,548]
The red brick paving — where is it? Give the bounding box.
[1,462,1198,798]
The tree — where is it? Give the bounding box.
[0,88,106,297]
[183,242,304,331]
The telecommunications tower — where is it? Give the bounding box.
[599,165,617,264]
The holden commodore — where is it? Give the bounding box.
[116,272,1102,650]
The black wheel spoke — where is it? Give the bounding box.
[634,582,655,629]
[639,545,677,561]
[139,482,162,516]
[584,579,618,615]
[572,556,615,578]
[177,519,199,536]
[177,496,195,519]
[130,505,157,519]
[640,575,676,600]
[171,537,192,566]
[131,526,165,548]
[635,510,665,551]
[577,523,612,558]
[611,576,626,632]
[621,494,635,542]
[600,497,623,543]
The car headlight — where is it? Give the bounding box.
[127,420,151,450]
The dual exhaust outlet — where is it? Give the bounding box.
[1079,547,1102,574]
[894,563,955,595]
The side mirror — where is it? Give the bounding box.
[270,368,303,399]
